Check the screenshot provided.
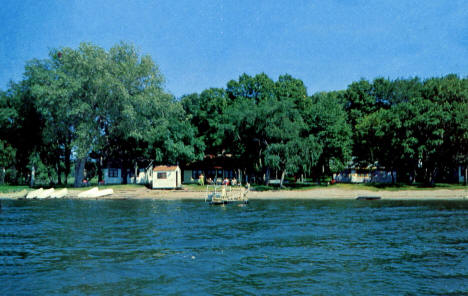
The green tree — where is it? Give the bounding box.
[303,92,352,181]
[24,42,200,187]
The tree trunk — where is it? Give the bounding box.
[74,158,86,187]
[30,165,35,188]
[464,166,467,186]
[280,170,286,188]
[121,162,128,184]
[265,167,270,185]
[134,162,138,184]
[97,156,103,183]
[411,169,417,185]
[0,166,5,185]
[57,163,62,185]
[64,146,71,185]
[391,169,395,184]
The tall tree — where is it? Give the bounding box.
[303,92,352,181]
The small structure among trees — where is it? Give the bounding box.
[149,165,182,189]
[334,169,396,184]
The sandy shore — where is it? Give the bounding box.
[1,186,467,200]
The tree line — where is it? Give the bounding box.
[0,42,466,187]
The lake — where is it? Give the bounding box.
[1,199,467,295]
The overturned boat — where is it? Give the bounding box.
[50,188,68,198]
[26,188,43,199]
[36,188,55,199]
[78,187,114,198]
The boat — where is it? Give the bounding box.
[78,187,113,198]
[93,188,114,197]
[50,188,68,198]
[206,184,249,205]
[26,188,43,199]
[78,187,99,198]
[36,188,55,199]
[356,196,381,200]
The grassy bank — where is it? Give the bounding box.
[180,182,467,192]
[0,184,145,193]
[254,182,467,191]
[0,185,30,193]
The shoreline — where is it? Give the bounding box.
[1,187,467,201]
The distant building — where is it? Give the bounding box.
[334,169,396,184]
[102,160,148,184]
[149,165,182,189]
[182,154,241,184]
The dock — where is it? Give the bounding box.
[206,185,249,205]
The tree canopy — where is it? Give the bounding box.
[0,42,466,187]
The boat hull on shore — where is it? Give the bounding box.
[36,188,55,199]
[26,188,43,199]
[50,188,68,198]
[78,187,114,198]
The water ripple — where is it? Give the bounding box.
[0,199,467,295]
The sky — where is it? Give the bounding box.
[1,0,467,97]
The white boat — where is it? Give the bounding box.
[50,188,68,198]
[26,188,43,199]
[93,188,114,197]
[78,187,113,198]
[36,188,55,199]
[78,187,99,198]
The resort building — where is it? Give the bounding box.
[102,160,149,184]
[182,154,241,184]
[148,165,182,189]
[334,169,396,184]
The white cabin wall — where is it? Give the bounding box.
[152,170,178,189]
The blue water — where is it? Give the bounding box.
[0,199,467,295]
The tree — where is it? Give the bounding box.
[181,88,230,156]
[303,92,352,181]
[23,42,201,187]
[225,73,277,179]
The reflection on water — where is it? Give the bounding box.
[1,199,467,295]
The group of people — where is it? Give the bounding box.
[198,174,238,186]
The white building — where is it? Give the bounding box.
[149,165,182,189]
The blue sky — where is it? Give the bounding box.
[1,0,467,97]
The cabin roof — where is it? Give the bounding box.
[153,165,178,171]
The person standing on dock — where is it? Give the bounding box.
[199,173,204,186]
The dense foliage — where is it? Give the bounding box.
[0,42,466,186]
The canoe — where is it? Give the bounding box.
[36,188,55,199]
[77,187,113,198]
[26,188,43,199]
[78,187,99,198]
[50,188,68,198]
[93,188,114,197]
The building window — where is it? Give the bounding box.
[109,168,119,178]
[157,172,167,179]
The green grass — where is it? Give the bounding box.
[0,183,147,193]
[250,182,467,191]
[0,185,29,193]
[1,182,465,194]
[182,183,213,191]
[253,182,467,191]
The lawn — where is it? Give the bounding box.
[0,182,465,194]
